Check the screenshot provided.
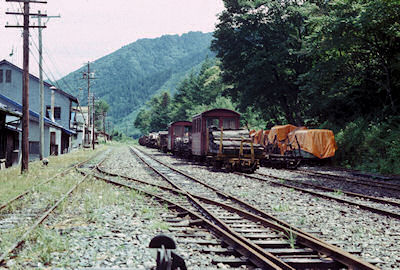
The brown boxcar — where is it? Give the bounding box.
[168,121,192,155]
[191,108,263,172]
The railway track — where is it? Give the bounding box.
[243,172,400,220]
[296,168,400,193]
[104,146,380,269]
[0,150,109,266]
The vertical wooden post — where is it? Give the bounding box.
[5,0,48,173]
[21,1,30,173]
[38,10,44,160]
[87,62,91,146]
[92,94,95,150]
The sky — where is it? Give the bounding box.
[0,0,225,80]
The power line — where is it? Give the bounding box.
[5,0,47,173]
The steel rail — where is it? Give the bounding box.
[258,172,400,208]
[0,151,103,211]
[130,146,380,270]
[296,169,400,191]
[93,173,288,269]
[0,153,109,266]
[129,147,293,269]
[246,172,400,220]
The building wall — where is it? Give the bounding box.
[0,62,72,130]
[24,117,52,160]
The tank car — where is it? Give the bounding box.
[191,108,264,173]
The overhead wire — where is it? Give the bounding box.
[8,2,89,125]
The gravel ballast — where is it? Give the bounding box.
[137,145,400,269]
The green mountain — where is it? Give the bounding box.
[57,31,214,135]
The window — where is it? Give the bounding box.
[206,118,219,128]
[46,106,61,120]
[0,69,3,83]
[174,126,183,137]
[194,119,200,133]
[223,118,236,130]
[29,141,39,155]
[5,70,11,83]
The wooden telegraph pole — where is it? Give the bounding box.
[5,0,47,173]
[82,62,95,147]
[32,11,60,160]
[92,94,95,150]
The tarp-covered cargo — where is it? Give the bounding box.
[268,124,298,143]
[267,125,306,154]
[250,129,270,145]
[289,129,337,159]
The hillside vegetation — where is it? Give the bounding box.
[57,32,214,135]
[136,0,400,175]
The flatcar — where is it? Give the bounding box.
[251,125,337,168]
[191,108,264,173]
[168,121,192,157]
[287,128,337,163]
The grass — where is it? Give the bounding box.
[0,146,106,204]
[285,228,297,249]
[24,226,70,265]
[1,144,169,268]
[272,203,290,212]
[297,217,306,226]
[331,189,343,196]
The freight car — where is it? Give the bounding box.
[138,135,148,146]
[147,132,159,148]
[191,109,264,173]
[251,125,337,168]
[168,121,192,157]
[157,131,168,153]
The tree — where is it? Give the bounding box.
[301,0,400,125]
[94,99,110,133]
[212,0,312,126]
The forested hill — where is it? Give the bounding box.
[57,31,214,131]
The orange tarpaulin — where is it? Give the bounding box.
[289,129,337,159]
[268,124,298,143]
[268,125,306,154]
[250,130,270,145]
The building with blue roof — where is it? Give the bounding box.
[0,59,80,166]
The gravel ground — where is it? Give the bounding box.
[137,145,400,269]
[3,146,240,269]
[101,146,249,269]
[277,167,400,201]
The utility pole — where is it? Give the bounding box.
[5,0,47,173]
[91,94,95,150]
[82,62,95,147]
[32,11,60,160]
